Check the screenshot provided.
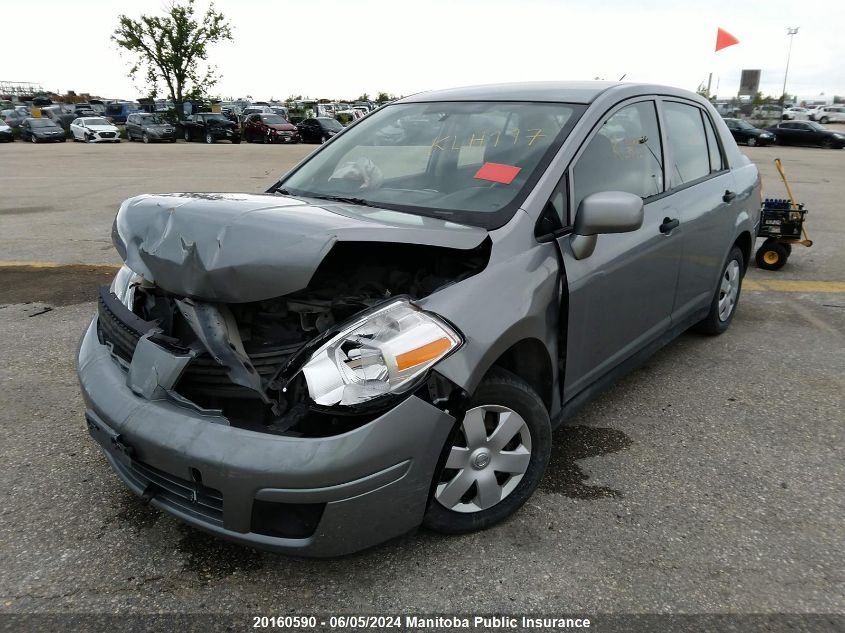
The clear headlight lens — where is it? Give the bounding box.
[110,265,140,309]
[301,300,462,407]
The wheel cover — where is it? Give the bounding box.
[762,250,780,265]
[718,259,741,321]
[434,405,532,513]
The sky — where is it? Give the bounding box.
[4,0,844,102]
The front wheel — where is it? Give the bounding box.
[423,368,551,534]
[694,246,745,335]
[184,130,191,142]
[205,132,214,144]
[746,137,757,147]
[320,134,327,144]
[820,117,829,124]
[822,138,835,149]
[142,132,150,144]
[31,135,37,144]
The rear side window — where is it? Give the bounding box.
[702,114,724,173]
[572,100,664,212]
[664,102,710,187]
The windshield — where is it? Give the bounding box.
[261,115,287,124]
[31,119,58,128]
[84,118,110,126]
[281,101,583,228]
[735,120,755,131]
[139,114,164,124]
[205,113,227,122]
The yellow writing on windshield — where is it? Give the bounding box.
[430,129,545,151]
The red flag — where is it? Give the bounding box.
[715,28,739,52]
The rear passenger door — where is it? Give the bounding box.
[559,99,682,399]
[659,100,738,323]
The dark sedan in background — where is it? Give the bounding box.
[243,113,300,143]
[296,116,344,143]
[765,121,845,149]
[723,118,775,146]
[126,113,177,143]
[181,112,241,143]
[20,118,66,143]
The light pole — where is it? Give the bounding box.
[782,27,799,105]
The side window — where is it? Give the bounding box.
[702,114,724,173]
[663,101,710,187]
[572,100,664,212]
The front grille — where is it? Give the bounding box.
[100,132,116,138]
[115,458,224,526]
[96,287,300,397]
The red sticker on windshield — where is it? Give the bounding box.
[474,162,521,185]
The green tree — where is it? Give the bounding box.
[376,91,391,104]
[112,0,233,108]
[356,93,370,102]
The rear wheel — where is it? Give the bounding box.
[820,116,829,124]
[184,130,191,142]
[320,134,328,144]
[755,239,789,271]
[423,368,551,534]
[746,136,757,146]
[694,246,745,335]
[205,132,214,144]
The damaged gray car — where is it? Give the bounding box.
[78,82,761,556]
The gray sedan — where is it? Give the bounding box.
[78,81,761,556]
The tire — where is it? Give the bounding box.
[423,368,551,534]
[755,239,788,272]
[205,132,214,144]
[822,138,834,149]
[232,137,240,144]
[184,130,191,142]
[31,135,37,144]
[747,136,757,147]
[142,132,150,144]
[820,117,829,124]
[694,246,745,335]
[320,134,327,144]
[170,138,176,143]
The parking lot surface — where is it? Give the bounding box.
[0,140,843,616]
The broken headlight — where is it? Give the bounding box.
[300,299,462,407]
[110,265,141,309]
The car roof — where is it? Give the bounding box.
[396,81,710,105]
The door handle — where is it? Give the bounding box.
[660,217,679,234]
[722,190,737,203]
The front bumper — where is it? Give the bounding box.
[77,318,455,556]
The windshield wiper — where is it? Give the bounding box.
[305,194,376,207]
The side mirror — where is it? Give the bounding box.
[571,191,644,260]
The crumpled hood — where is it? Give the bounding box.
[113,192,487,303]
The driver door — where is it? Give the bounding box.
[555,99,682,399]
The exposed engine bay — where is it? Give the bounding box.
[99,240,489,436]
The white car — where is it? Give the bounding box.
[781,107,810,121]
[810,105,845,124]
[70,117,121,143]
[0,120,12,142]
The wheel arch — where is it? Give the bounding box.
[734,230,753,272]
[486,338,554,413]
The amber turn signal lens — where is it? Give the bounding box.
[395,337,453,371]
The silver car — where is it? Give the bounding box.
[78,82,761,556]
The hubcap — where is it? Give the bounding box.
[763,250,780,265]
[718,259,740,321]
[434,405,532,513]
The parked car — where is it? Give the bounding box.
[1,109,27,128]
[79,81,761,556]
[810,105,845,124]
[0,120,13,142]
[297,116,343,143]
[765,121,845,148]
[752,104,782,119]
[126,113,177,143]
[20,117,65,143]
[181,112,241,143]
[104,101,142,125]
[782,106,810,120]
[722,118,775,146]
[40,104,76,130]
[242,113,300,143]
[70,117,121,143]
[73,103,97,117]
